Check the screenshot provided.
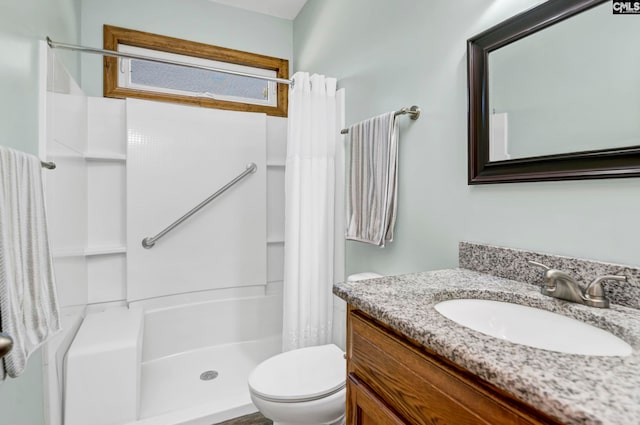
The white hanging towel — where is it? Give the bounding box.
[0,146,60,379]
[345,112,399,247]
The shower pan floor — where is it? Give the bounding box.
[137,336,281,425]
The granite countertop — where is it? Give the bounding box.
[334,268,640,425]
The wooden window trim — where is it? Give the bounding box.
[103,25,289,117]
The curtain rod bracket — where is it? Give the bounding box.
[407,105,421,120]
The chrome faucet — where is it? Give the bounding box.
[527,261,626,308]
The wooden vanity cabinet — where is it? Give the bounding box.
[346,306,562,425]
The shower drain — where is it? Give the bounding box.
[200,370,219,381]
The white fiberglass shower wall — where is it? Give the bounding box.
[126,98,267,300]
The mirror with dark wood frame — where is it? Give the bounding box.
[467,0,640,184]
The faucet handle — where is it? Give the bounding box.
[527,260,551,271]
[585,275,626,299]
[528,260,554,290]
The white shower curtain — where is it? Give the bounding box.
[283,72,343,351]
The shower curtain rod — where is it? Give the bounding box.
[340,105,421,134]
[46,37,294,86]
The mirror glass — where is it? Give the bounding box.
[487,3,640,162]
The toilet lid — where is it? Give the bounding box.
[248,344,346,403]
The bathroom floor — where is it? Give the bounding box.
[216,412,272,425]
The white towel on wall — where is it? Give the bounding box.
[0,146,60,379]
[345,112,399,247]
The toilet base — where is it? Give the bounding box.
[272,415,345,425]
[250,386,346,425]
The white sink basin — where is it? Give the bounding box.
[434,299,632,356]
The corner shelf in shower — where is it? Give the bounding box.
[53,246,127,258]
[266,162,285,167]
[52,248,87,258]
[85,246,127,256]
[84,152,126,161]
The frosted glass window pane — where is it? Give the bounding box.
[130,60,269,100]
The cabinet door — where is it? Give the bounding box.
[347,375,407,425]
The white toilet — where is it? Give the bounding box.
[248,272,382,425]
[248,344,346,425]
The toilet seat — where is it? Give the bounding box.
[248,344,346,403]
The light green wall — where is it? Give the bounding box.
[80,0,293,97]
[0,1,81,423]
[0,350,47,425]
[0,0,81,155]
[294,0,640,275]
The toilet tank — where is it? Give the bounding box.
[347,272,383,282]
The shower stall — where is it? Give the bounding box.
[42,45,288,425]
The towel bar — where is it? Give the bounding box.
[341,105,421,134]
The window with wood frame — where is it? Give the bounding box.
[103,25,289,117]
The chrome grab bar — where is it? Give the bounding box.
[142,163,258,249]
[0,332,13,360]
